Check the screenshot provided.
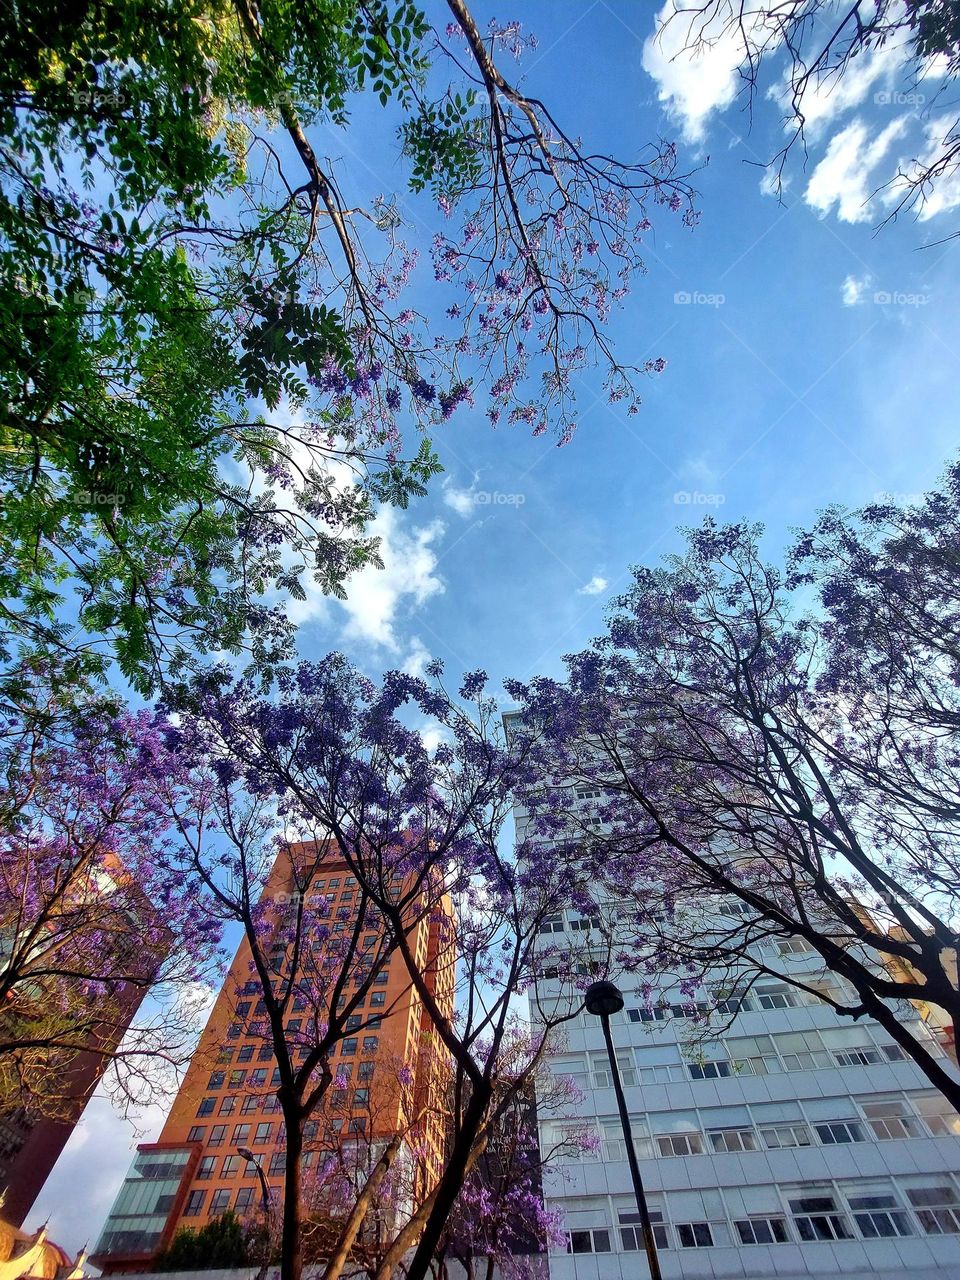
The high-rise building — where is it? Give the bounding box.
[92,841,454,1274]
[0,856,166,1227]
[512,764,960,1280]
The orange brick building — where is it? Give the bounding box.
[92,842,454,1272]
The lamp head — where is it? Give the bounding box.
[584,979,624,1017]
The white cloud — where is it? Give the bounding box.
[418,721,449,753]
[339,507,445,650]
[442,477,478,517]
[578,575,609,597]
[804,118,908,222]
[769,33,911,141]
[402,636,432,677]
[841,273,871,306]
[643,1,781,143]
[888,115,960,222]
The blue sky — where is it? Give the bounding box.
[33,0,960,1253]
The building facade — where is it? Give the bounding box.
[0,858,165,1227]
[511,782,960,1278]
[92,842,454,1273]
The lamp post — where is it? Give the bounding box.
[584,980,663,1280]
[237,1148,272,1280]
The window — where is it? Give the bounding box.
[229,1069,246,1088]
[354,1088,370,1107]
[590,1052,637,1088]
[362,1036,378,1054]
[328,878,341,889]
[860,1098,922,1140]
[237,1044,254,1063]
[735,1217,789,1245]
[789,1193,853,1241]
[815,1121,865,1145]
[755,985,800,1010]
[358,1061,375,1082]
[370,991,386,1008]
[259,1044,273,1061]
[538,914,565,934]
[187,1126,206,1143]
[271,1068,282,1085]
[619,1211,669,1250]
[847,1194,912,1238]
[207,1071,225,1089]
[197,1156,217,1180]
[374,970,389,985]
[760,1123,811,1149]
[218,1095,237,1117]
[241,1097,259,1115]
[251,1068,268,1087]
[906,1185,960,1234]
[913,1095,960,1137]
[269,1152,285,1177]
[676,1222,713,1248]
[211,1190,231,1215]
[345,1015,362,1032]
[708,1128,757,1153]
[243,980,259,995]
[656,1131,703,1157]
[629,1005,669,1023]
[286,1019,302,1034]
[196,1097,215,1117]
[567,1229,611,1254]
[341,1038,358,1056]
[235,1188,255,1213]
[687,1059,732,1080]
[777,937,813,955]
[255,1123,272,1145]
[227,1023,241,1039]
[569,914,602,932]
[232,1124,250,1144]
[221,1155,240,1178]
[208,1125,227,1147]
[348,1117,366,1135]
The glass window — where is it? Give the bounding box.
[708,1128,757,1153]
[255,1123,272,1144]
[211,1189,231,1214]
[269,1152,285,1177]
[251,1068,268,1087]
[341,1038,358,1056]
[655,1130,703,1157]
[207,1071,225,1090]
[241,1096,259,1115]
[815,1121,865,1145]
[370,991,386,1008]
[208,1126,227,1147]
[847,1194,912,1239]
[235,1187,255,1213]
[218,1096,237,1116]
[362,1036,378,1054]
[619,1211,669,1251]
[676,1222,713,1248]
[345,1015,362,1032]
[906,1185,960,1234]
[237,1044,254,1063]
[197,1156,217,1180]
[196,1097,215,1117]
[760,1123,811,1149]
[187,1126,206,1142]
[232,1123,250,1144]
[687,1060,732,1080]
[221,1155,240,1178]
[789,1193,853,1241]
[913,1095,960,1137]
[859,1098,922,1140]
[735,1217,789,1245]
[567,1229,611,1254]
[229,1070,246,1088]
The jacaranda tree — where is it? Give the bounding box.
[1,0,696,699]
[509,464,960,1110]
[162,654,600,1280]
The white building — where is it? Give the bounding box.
[512,792,960,1278]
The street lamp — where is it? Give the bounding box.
[584,980,663,1280]
[237,1148,272,1280]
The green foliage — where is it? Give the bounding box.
[0,0,466,696]
[152,1213,252,1272]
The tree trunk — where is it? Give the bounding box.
[281,1115,304,1280]
[402,1082,492,1280]
[321,1133,402,1280]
